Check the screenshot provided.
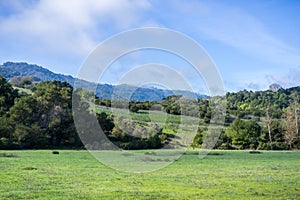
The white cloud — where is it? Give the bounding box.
[1,0,299,92]
[267,67,300,88]
[171,1,300,68]
[0,0,151,56]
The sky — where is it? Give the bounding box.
[0,0,299,94]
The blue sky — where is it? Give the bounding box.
[0,0,299,94]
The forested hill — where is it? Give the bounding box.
[0,62,207,101]
[1,74,300,150]
[225,86,300,118]
[0,62,74,83]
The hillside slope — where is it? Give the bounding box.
[0,62,207,101]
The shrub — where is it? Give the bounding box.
[129,105,139,113]
[258,142,289,150]
[0,137,21,150]
[219,143,232,150]
[249,150,262,154]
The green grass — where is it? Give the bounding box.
[94,105,203,138]
[94,105,184,124]
[94,105,204,125]
[1,150,300,199]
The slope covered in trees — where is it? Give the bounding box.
[0,76,170,149]
[0,75,299,150]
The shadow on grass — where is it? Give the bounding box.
[249,150,262,154]
[193,151,225,156]
[0,153,19,158]
[22,167,38,170]
[138,157,171,162]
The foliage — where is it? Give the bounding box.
[129,104,139,113]
[0,79,79,149]
[1,73,300,150]
[161,95,182,115]
[0,76,18,116]
[107,117,167,150]
[257,142,289,150]
[226,119,261,149]
[282,102,299,149]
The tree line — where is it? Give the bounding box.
[0,75,299,150]
[0,76,169,149]
[97,87,300,150]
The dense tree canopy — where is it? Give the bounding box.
[0,75,299,150]
[0,79,80,149]
[0,76,18,116]
[226,119,261,149]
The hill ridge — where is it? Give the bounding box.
[0,61,207,101]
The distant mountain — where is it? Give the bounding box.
[269,83,283,92]
[0,62,207,101]
[0,62,75,83]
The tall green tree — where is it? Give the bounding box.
[226,119,261,149]
[0,76,18,116]
[32,81,74,146]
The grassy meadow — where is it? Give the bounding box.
[93,105,202,135]
[1,150,300,199]
[1,96,300,199]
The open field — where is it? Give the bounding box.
[1,150,300,199]
[94,105,185,124]
[94,105,204,135]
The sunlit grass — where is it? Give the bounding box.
[0,150,299,199]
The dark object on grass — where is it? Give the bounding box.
[22,167,38,170]
[249,150,262,154]
[208,152,224,156]
[0,153,18,158]
[198,151,224,156]
[52,151,59,154]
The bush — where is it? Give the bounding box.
[219,143,232,150]
[258,142,289,150]
[249,143,256,150]
[129,105,139,113]
[52,151,59,154]
[249,150,262,154]
[0,137,20,150]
